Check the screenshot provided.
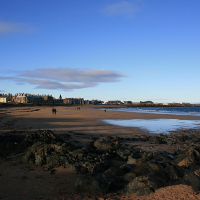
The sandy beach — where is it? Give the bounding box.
[1,105,200,199]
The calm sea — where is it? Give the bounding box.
[101,107,200,134]
[105,106,200,116]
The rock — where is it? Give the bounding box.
[35,153,46,166]
[94,138,120,151]
[149,137,166,144]
[115,148,134,160]
[133,160,161,176]
[124,165,183,196]
[92,163,110,174]
[120,164,135,173]
[127,157,137,165]
[110,176,125,191]
[44,166,55,174]
[123,172,137,183]
[186,136,199,144]
[177,157,193,168]
[148,165,183,188]
[74,176,109,193]
[183,170,200,192]
[22,141,71,166]
[174,147,200,168]
[123,176,154,196]
[165,165,184,181]
[102,167,125,179]
[166,138,176,145]
[71,165,88,174]
[24,130,64,145]
[158,133,168,140]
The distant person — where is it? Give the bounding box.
[54,109,57,115]
[105,109,106,112]
[52,108,54,115]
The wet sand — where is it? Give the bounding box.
[1,105,200,199]
[1,105,200,136]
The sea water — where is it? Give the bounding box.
[105,106,200,116]
[101,107,200,134]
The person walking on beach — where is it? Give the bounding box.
[54,108,57,115]
[52,108,54,115]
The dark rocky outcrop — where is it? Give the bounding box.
[94,137,121,151]
[123,165,184,196]
[74,176,109,193]
[15,129,200,196]
[24,130,64,145]
[174,146,200,168]
[133,160,161,176]
[22,131,112,175]
[22,141,73,166]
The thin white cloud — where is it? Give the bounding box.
[103,1,139,17]
[0,21,36,34]
[0,68,130,91]
[20,68,128,83]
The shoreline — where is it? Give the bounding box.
[1,106,200,199]
[1,103,200,108]
[1,105,200,155]
[1,106,200,135]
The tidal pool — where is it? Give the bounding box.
[102,118,200,134]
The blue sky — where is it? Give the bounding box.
[0,0,200,103]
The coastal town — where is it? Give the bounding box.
[0,93,198,106]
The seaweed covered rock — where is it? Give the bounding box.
[115,148,135,160]
[102,167,125,180]
[174,146,200,168]
[22,141,74,166]
[94,137,121,151]
[19,129,200,196]
[183,169,200,192]
[123,175,155,196]
[133,160,161,176]
[24,130,64,145]
[22,135,112,174]
[74,176,109,193]
[123,165,184,196]
[68,147,112,174]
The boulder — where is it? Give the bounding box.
[115,148,134,160]
[123,165,183,196]
[174,147,200,168]
[74,176,109,193]
[94,138,120,151]
[183,170,200,192]
[127,157,137,165]
[123,172,137,183]
[123,176,155,196]
[24,130,64,145]
[133,160,161,176]
[22,141,71,166]
[102,167,125,179]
